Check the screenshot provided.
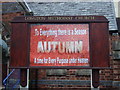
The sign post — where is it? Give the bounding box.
[10,16,110,88]
[92,69,100,88]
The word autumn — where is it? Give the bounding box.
[37,41,83,53]
[34,28,87,37]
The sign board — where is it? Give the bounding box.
[10,16,110,69]
[30,24,89,66]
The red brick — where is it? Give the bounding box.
[113,65,120,69]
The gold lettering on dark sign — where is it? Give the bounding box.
[48,17,73,20]
[24,16,95,21]
[75,16,95,20]
[25,17,46,20]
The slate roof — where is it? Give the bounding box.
[27,2,117,31]
[2,2,24,14]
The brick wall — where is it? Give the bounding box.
[2,12,24,21]
[111,33,120,88]
[30,69,91,88]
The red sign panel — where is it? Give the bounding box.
[30,24,89,66]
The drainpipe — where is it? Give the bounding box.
[23,0,32,12]
[17,0,33,16]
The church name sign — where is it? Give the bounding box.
[10,16,109,69]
